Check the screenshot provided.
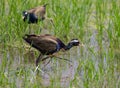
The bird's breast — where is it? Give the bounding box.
[56,43,61,51]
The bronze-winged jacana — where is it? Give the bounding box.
[23,34,80,66]
[22,4,48,23]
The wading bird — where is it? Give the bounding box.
[23,34,80,66]
[22,4,48,23]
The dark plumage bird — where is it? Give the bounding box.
[23,34,80,66]
[22,4,48,23]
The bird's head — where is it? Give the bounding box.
[69,39,80,46]
[22,11,28,21]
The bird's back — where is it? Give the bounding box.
[27,5,47,20]
[23,34,65,55]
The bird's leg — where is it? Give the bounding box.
[41,56,52,61]
[49,18,55,27]
[40,54,72,66]
[45,17,55,27]
[28,25,31,34]
[36,54,43,66]
[42,54,72,63]
[43,59,52,67]
[52,55,72,62]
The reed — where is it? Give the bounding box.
[0,0,119,88]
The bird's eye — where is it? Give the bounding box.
[23,11,28,15]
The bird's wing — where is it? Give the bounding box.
[27,35,58,54]
[27,6,46,17]
[27,8,36,13]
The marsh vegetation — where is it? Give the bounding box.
[0,0,120,88]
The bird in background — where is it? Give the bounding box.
[22,4,48,23]
[23,34,81,66]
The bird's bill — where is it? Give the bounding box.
[22,16,25,19]
[80,43,85,47]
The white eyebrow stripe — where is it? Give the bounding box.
[71,40,79,42]
[25,12,28,14]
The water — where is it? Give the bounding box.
[0,34,119,88]
[0,17,119,88]
[0,46,80,87]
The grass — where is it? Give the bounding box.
[0,0,120,88]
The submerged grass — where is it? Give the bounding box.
[0,0,120,88]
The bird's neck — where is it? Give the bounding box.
[64,43,73,50]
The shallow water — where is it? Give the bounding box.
[0,46,81,87]
[0,16,119,87]
[0,1,120,87]
[0,32,120,88]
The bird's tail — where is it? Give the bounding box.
[23,34,29,40]
[23,34,36,40]
[43,3,48,7]
[23,34,37,45]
